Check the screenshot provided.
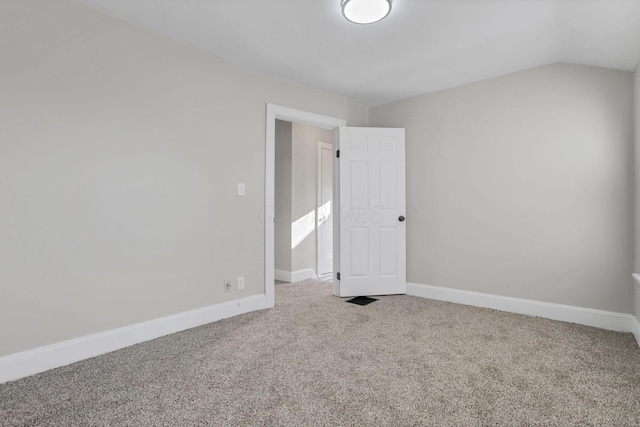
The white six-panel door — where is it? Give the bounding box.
[337,127,406,297]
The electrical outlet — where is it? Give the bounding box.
[237,276,245,290]
[224,280,231,292]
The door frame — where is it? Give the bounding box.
[265,104,345,308]
[317,140,333,280]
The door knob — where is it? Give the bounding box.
[399,216,405,222]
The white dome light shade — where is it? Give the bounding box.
[342,0,392,24]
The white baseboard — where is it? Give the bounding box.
[407,283,639,346]
[274,268,317,283]
[0,294,266,384]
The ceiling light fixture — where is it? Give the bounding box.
[342,0,392,25]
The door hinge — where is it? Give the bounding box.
[336,150,340,158]
[337,272,340,280]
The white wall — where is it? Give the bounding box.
[371,63,635,314]
[291,124,334,274]
[0,0,368,357]
[274,120,292,273]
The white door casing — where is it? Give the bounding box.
[317,141,333,278]
[337,127,406,297]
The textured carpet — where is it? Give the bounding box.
[1,280,640,426]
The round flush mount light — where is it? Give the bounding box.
[342,0,392,24]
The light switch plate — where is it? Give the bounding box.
[237,183,245,196]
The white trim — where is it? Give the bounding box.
[266,104,346,129]
[332,129,341,297]
[265,104,345,308]
[0,295,266,384]
[274,268,318,283]
[317,140,333,278]
[265,106,276,308]
[407,283,639,343]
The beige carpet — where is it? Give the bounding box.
[1,280,639,426]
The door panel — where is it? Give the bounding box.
[378,227,398,276]
[349,228,369,276]
[337,127,406,297]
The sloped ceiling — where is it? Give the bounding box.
[77,0,640,106]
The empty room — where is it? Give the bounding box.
[1,0,640,425]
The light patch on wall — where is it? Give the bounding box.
[291,201,331,249]
[291,209,315,250]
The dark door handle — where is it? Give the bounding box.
[399,216,405,222]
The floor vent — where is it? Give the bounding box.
[346,296,378,306]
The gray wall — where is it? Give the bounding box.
[0,0,368,356]
[291,123,334,274]
[274,120,292,272]
[1,1,635,359]
[371,63,635,314]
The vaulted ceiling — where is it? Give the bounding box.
[78,0,640,106]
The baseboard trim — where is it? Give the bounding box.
[0,294,266,384]
[407,283,639,344]
[274,268,317,283]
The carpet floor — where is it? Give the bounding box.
[1,280,639,426]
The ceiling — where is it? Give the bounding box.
[77,0,640,106]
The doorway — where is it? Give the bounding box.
[264,104,345,308]
[273,121,334,284]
